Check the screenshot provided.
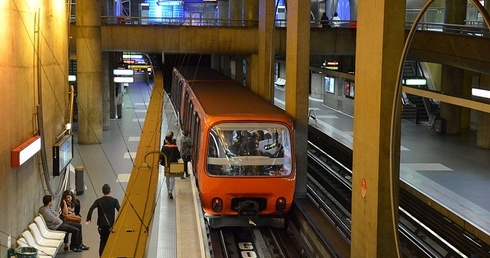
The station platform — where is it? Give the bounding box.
[56,81,204,258]
[274,87,490,241]
[57,80,489,257]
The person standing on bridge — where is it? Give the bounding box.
[85,184,120,257]
[331,12,341,28]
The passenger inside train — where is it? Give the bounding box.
[206,124,292,176]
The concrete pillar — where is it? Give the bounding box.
[220,55,231,77]
[285,0,310,197]
[211,55,220,71]
[243,0,258,26]
[102,52,111,130]
[445,0,467,24]
[438,1,467,135]
[76,0,103,144]
[351,0,404,257]
[311,72,323,99]
[256,0,275,101]
[311,0,320,24]
[246,54,259,91]
[477,74,490,149]
[218,1,229,26]
[440,67,464,135]
[229,0,243,26]
[350,0,358,21]
[234,55,244,85]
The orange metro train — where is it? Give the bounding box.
[170,66,296,228]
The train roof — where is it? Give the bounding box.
[174,66,232,82]
[189,81,289,118]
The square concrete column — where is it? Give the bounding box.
[285,0,311,196]
[351,0,405,257]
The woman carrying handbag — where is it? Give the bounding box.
[60,190,85,250]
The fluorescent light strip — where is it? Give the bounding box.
[403,79,427,86]
[114,77,134,83]
[11,136,42,167]
[123,54,143,59]
[113,69,134,76]
[472,88,490,99]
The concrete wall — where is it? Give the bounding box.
[0,1,69,252]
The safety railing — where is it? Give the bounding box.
[78,15,490,39]
[100,16,259,27]
[405,21,490,38]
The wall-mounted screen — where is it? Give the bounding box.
[53,134,73,176]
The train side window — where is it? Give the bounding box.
[186,102,193,131]
[192,115,200,171]
[176,81,183,111]
[182,91,190,128]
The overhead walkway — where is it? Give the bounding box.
[69,19,490,74]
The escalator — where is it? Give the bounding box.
[401,60,431,124]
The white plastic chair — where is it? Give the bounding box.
[21,230,57,257]
[28,223,63,249]
[16,237,52,258]
[34,216,65,240]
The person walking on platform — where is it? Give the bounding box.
[181,129,193,178]
[160,133,181,199]
[85,184,120,257]
[39,195,89,252]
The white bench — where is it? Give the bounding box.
[16,238,52,258]
[34,216,66,240]
[28,223,63,249]
[274,78,286,88]
[15,215,66,257]
[20,231,58,257]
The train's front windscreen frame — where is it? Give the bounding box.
[206,122,292,177]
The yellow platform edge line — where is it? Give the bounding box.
[103,73,164,258]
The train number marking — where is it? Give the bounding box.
[238,242,257,258]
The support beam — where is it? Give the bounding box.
[77,0,103,144]
[285,0,310,197]
[351,0,405,257]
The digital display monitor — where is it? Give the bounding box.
[53,134,73,176]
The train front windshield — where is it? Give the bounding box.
[207,123,292,176]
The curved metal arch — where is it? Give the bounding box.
[390,1,490,257]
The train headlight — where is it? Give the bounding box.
[212,198,223,212]
[276,197,286,211]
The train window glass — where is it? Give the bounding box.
[193,117,201,169]
[183,91,190,128]
[186,102,194,130]
[206,123,292,177]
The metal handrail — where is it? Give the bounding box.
[70,15,490,38]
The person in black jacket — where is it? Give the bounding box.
[160,134,181,199]
[85,184,120,257]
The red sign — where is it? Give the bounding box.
[361,178,367,199]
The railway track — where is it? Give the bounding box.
[208,226,301,258]
[305,124,490,257]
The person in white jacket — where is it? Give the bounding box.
[331,12,341,28]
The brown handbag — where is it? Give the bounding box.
[64,213,81,223]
